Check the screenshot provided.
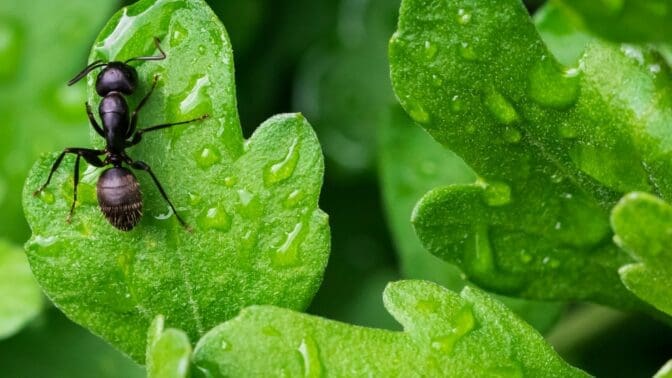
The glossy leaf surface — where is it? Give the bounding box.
[147,315,191,378]
[23,0,329,361]
[192,280,587,377]
[389,0,672,309]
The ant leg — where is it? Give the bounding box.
[33,148,105,196]
[124,37,166,64]
[126,114,209,147]
[128,159,191,231]
[66,150,107,223]
[127,74,159,138]
[86,102,105,137]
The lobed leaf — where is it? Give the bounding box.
[611,192,672,316]
[192,280,587,377]
[378,105,563,332]
[23,0,329,362]
[0,239,42,339]
[389,0,672,309]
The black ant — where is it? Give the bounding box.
[34,38,208,231]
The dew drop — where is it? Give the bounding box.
[197,206,231,231]
[220,340,231,351]
[477,179,512,206]
[38,189,55,205]
[197,45,206,55]
[430,305,475,354]
[459,42,478,61]
[470,225,494,275]
[169,21,189,47]
[195,145,221,169]
[179,74,211,117]
[483,89,519,125]
[423,40,438,60]
[223,176,237,188]
[27,236,60,257]
[528,58,580,109]
[188,192,202,206]
[457,9,472,24]
[272,222,304,267]
[558,122,578,139]
[487,364,524,378]
[237,189,262,218]
[450,95,463,112]
[520,251,533,264]
[263,138,300,186]
[407,101,430,124]
[503,127,522,143]
[550,173,564,183]
[284,189,304,208]
[241,230,258,251]
[297,336,322,378]
[0,18,23,80]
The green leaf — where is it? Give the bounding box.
[559,0,672,43]
[147,315,191,378]
[294,0,399,175]
[0,0,117,242]
[611,192,672,315]
[389,0,672,309]
[0,239,42,339]
[655,359,672,378]
[379,105,564,333]
[192,280,587,376]
[23,0,329,362]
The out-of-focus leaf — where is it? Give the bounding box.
[656,360,672,378]
[0,239,42,339]
[0,0,116,242]
[294,0,399,175]
[560,0,672,43]
[389,0,672,310]
[611,192,672,315]
[0,309,144,378]
[147,315,191,378]
[23,0,328,362]
[192,280,587,377]
[533,1,595,66]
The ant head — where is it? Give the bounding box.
[95,62,138,96]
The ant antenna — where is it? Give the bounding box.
[125,37,166,64]
[68,60,107,86]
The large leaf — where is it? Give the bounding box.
[23,0,329,362]
[611,192,672,315]
[389,0,672,309]
[0,239,42,339]
[0,0,116,242]
[192,280,587,377]
[146,315,191,378]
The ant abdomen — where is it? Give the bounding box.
[97,167,143,231]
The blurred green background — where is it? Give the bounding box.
[1,0,671,376]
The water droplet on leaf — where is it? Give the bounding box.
[430,305,475,354]
[169,21,188,47]
[457,9,472,24]
[272,222,304,267]
[483,88,519,125]
[197,206,231,231]
[423,40,437,60]
[195,145,221,169]
[297,336,322,378]
[528,58,580,109]
[284,190,303,208]
[407,101,430,124]
[264,138,300,185]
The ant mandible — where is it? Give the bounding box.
[34,38,208,231]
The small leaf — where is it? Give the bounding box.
[0,239,42,339]
[379,106,563,332]
[192,280,587,376]
[23,0,329,362]
[147,315,191,378]
[611,192,672,315]
[389,0,672,309]
[655,359,672,378]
